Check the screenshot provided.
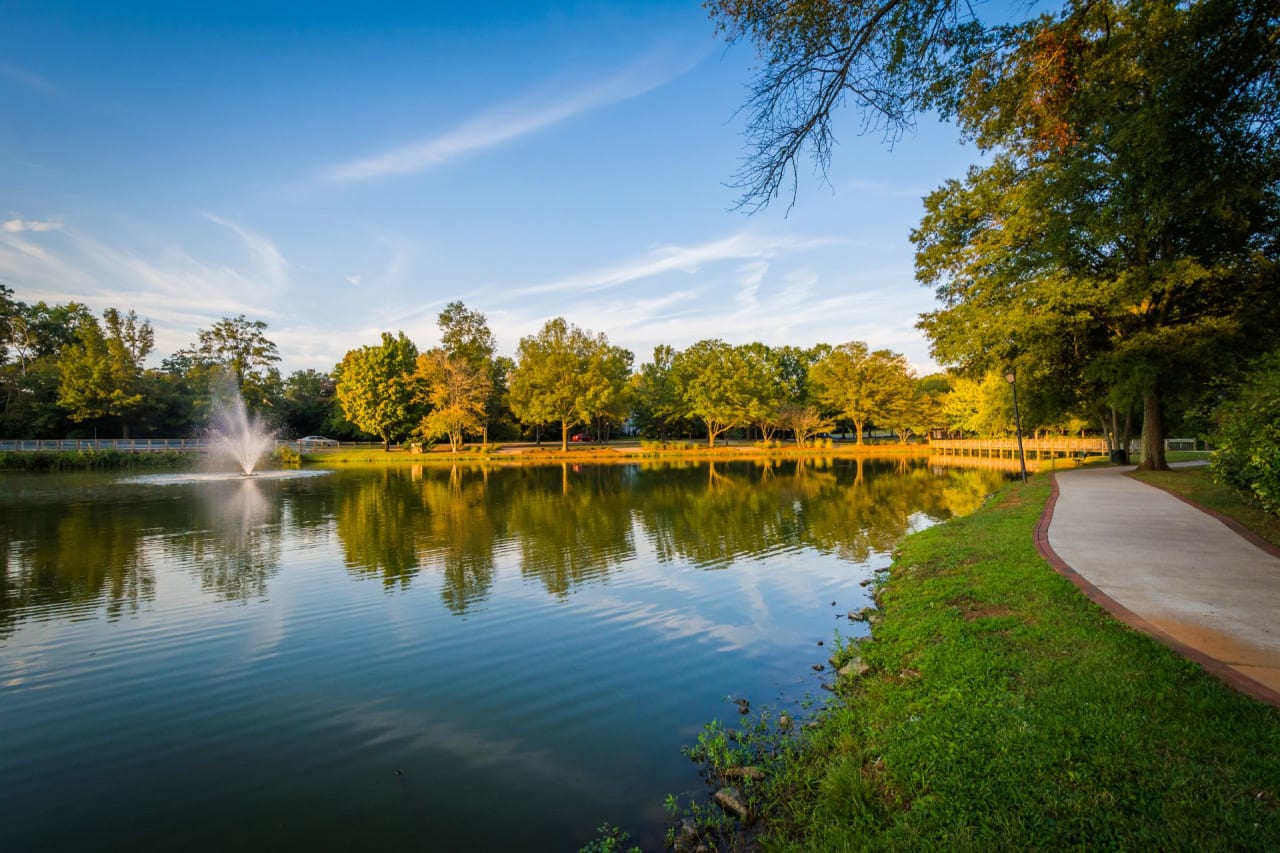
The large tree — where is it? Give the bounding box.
[810,342,915,444]
[173,315,283,412]
[706,0,1013,210]
[335,332,420,451]
[508,318,629,450]
[57,308,155,437]
[914,0,1280,469]
[414,348,492,452]
[671,339,753,447]
[436,301,503,444]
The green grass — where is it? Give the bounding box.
[0,449,198,471]
[680,477,1280,851]
[1131,464,1280,549]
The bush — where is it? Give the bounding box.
[1212,349,1280,515]
[274,445,302,466]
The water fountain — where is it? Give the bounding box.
[209,385,275,476]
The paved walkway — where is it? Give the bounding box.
[1038,463,1280,707]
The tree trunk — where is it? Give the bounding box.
[854,418,865,445]
[1137,391,1168,471]
[382,434,390,452]
[561,420,569,452]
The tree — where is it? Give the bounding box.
[57,308,155,437]
[436,301,503,443]
[280,369,338,437]
[810,342,915,444]
[633,345,683,440]
[671,339,753,447]
[706,0,1013,210]
[914,0,1280,470]
[335,332,420,451]
[508,318,627,451]
[414,348,492,452]
[186,315,283,411]
[778,402,835,446]
[580,342,634,442]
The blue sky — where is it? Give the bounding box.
[0,0,982,375]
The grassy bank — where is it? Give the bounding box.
[675,476,1280,851]
[0,449,199,471]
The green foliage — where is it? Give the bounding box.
[414,348,492,451]
[508,318,631,451]
[0,450,195,471]
[671,339,753,446]
[914,0,1280,470]
[334,331,420,451]
[1212,350,1280,514]
[57,308,154,436]
[577,823,640,853]
[810,342,916,445]
[743,478,1280,849]
[274,444,302,466]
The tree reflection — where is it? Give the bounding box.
[508,464,636,597]
[0,486,155,637]
[336,469,425,589]
[0,460,1012,635]
[415,466,500,614]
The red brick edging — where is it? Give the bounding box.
[1035,474,1280,709]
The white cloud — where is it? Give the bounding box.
[0,62,58,98]
[2,218,61,233]
[321,46,704,182]
[513,231,841,296]
[202,213,289,291]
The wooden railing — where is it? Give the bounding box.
[930,437,1110,460]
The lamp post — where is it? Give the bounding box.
[1005,369,1028,483]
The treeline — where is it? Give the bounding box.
[0,285,348,441]
[0,285,1166,451]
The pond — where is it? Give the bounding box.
[0,458,1007,851]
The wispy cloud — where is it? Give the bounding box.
[202,213,289,291]
[0,61,59,98]
[321,46,705,182]
[2,217,61,233]
[513,231,842,296]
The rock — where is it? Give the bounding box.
[811,663,825,671]
[849,606,876,622]
[778,713,792,730]
[672,819,700,853]
[838,657,870,679]
[829,654,841,667]
[732,697,750,714]
[859,578,874,587]
[714,786,750,821]
[831,600,836,606]
[817,640,824,646]
[723,766,766,781]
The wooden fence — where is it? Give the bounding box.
[929,437,1110,460]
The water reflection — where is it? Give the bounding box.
[0,460,1009,633]
[162,477,284,602]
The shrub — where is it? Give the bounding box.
[274,445,302,466]
[1212,349,1280,515]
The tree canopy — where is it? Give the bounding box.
[335,331,420,451]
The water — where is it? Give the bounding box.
[0,458,1007,851]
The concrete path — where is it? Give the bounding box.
[1038,463,1280,706]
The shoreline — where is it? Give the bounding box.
[659,473,1280,851]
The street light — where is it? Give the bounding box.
[1005,369,1029,483]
